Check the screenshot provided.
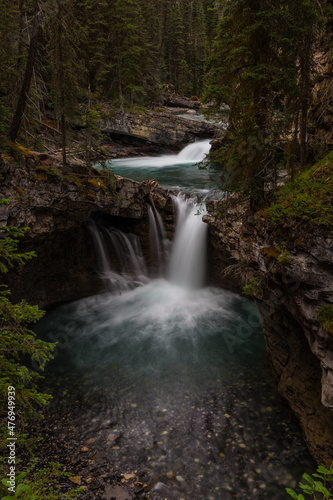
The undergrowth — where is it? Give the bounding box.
[266,151,333,226]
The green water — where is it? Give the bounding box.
[36,142,315,499]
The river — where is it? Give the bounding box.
[35,141,314,499]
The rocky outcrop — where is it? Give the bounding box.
[204,201,333,465]
[161,92,201,109]
[101,110,221,150]
[0,156,173,308]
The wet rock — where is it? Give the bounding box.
[1,166,173,309]
[205,201,333,465]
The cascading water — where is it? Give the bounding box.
[108,139,219,193]
[36,141,315,500]
[169,194,207,289]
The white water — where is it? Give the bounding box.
[169,195,207,289]
[89,193,207,291]
[112,139,211,168]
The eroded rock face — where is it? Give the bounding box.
[204,203,333,465]
[101,110,220,150]
[1,160,172,308]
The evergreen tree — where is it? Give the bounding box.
[205,0,321,206]
[45,0,82,166]
[8,0,42,142]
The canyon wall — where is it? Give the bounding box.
[204,202,333,466]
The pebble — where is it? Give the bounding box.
[69,476,82,485]
[123,473,136,480]
[176,475,184,482]
[85,477,94,484]
[166,471,174,479]
[86,438,97,444]
[80,447,89,453]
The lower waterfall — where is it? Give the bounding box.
[35,142,315,500]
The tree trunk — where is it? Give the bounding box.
[300,34,312,168]
[57,4,67,169]
[8,0,41,142]
[291,99,300,181]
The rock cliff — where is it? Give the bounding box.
[204,201,333,465]
[0,155,172,308]
[101,109,220,150]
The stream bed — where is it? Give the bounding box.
[35,141,315,499]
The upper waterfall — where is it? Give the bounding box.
[111,139,211,168]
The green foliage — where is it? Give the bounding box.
[286,463,333,499]
[266,151,333,226]
[0,223,36,275]
[0,210,54,462]
[0,207,80,499]
[204,0,323,206]
[243,277,263,298]
[99,162,116,194]
[275,245,292,263]
[317,305,333,335]
[1,460,82,499]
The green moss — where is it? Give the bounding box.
[317,305,333,335]
[16,142,36,158]
[243,277,263,298]
[88,177,106,189]
[266,151,333,226]
[36,165,62,182]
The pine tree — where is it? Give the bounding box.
[45,0,82,167]
[8,0,42,142]
[205,0,321,206]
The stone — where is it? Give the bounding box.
[103,484,133,500]
[80,447,89,453]
[123,474,136,480]
[69,476,82,485]
[166,471,174,479]
[100,109,220,150]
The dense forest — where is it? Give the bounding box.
[1,0,332,203]
[0,0,214,140]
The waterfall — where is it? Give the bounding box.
[147,205,164,274]
[168,194,207,289]
[89,195,207,291]
[88,222,147,292]
[111,139,211,168]
[87,221,112,273]
[175,140,211,163]
[105,228,147,278]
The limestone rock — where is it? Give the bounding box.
[204,201,333,465]
[101,110,220,150]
